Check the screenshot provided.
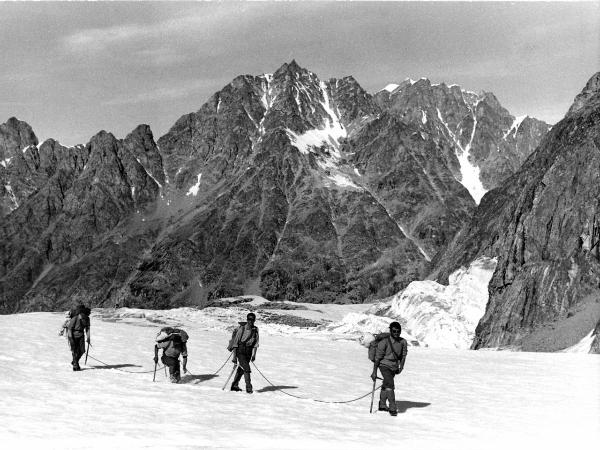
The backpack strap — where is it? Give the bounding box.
[387,337,401,362]
[240,326,256,345]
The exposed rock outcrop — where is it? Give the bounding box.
[432,72,600,352]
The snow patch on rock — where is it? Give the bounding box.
[382,83,399,93]
[503,115,527,139]
[186,173,202,196]
[436,107,487,204]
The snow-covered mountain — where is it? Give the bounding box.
[374,78,550,202]
[3,60,542,313]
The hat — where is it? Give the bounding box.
[246,312,256,321]
[389,321,401,332]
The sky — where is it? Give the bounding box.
[0,2,598,146]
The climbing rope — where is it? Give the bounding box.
[85,350,232,376]
[251,362,382,404]
[83,343,379,405]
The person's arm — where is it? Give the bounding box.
[371,340,386,381]
[85,319,91,344]
[231,327,241,363]
[251,329,259,361]
[182,342,188,373]
[399,340,408,372]
[67,317,75,339]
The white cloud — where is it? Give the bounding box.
[102,79,221,106]
[62,6,261,53]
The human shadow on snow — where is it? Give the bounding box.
[89,364,142,370]
[396,400,431,413]
[256,385,299,393]
[180,374,219,384]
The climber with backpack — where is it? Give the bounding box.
[67,304,91,371]
[369,321,408,416]
[154,327,189,383]
[227,312,259,394]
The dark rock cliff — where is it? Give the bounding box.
[432,72,600,352]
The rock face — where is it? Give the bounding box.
[0,126,164,313]
[432,72,600,353]
[0,61,549,313]
[0,118,39,216]
[375,79,550,201]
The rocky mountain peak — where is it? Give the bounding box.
[568,72,600,115]
[0,117,38,159]
[274,59,304,77]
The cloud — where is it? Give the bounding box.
[101,79,223,106]
[61,5,264,54]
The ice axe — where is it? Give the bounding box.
[369,377,377,413]
[84,341,90,365]
[222,363,239,390]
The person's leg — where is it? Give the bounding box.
[172,359,181,383]
[161,355,178,382]
[380,367,397,415]
[237,346,253,393]
[243,370,252,393]
[72,336,84,370]
[387,386,397,414]
[68,338,78,369]
[379,367,395,410]
[231,366,243,391]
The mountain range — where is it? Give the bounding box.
[2,61,597,352]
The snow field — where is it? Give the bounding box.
[1,311,598,449]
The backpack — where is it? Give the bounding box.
[156,327,189,358]
[69,307,91,338]
[226,322,257,351]
[70,305,91,318]
[367,332,401,363]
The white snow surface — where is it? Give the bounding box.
[1,307,598,449]
[368,257,498,349]
[1,157,12,168]
[186,173,202,196]
[382,83,399,93]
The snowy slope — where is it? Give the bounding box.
[367,257,498,349]
[1,310,598,449]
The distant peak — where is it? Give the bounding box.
[568,72,600,115]
[274,59,308,77]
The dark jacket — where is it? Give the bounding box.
[67,313,90,339]
[375,337,407,371]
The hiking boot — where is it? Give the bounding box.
[378,406,389,412]
[230,385,242,392]
[389,410,398,416]
[246,386,253,394]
